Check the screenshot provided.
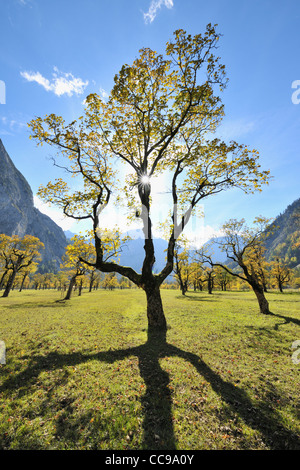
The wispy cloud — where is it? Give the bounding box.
[143,0,174,24]
[20,67,88,97]
[18,0,34,6]
[215,118,255,140]
[82,85,109,106]
[0,115,27,135]
[99,86,109,101]
[0,129,12,136]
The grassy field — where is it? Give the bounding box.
[0,288,299,450]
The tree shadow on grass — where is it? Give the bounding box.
[267,311,300,329]
[1,328,300,450]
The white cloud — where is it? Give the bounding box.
[143,0,174,24]
[99,86,109,100]
[20,67,88,97]
[190,224,224,248]
[82,86,109,106]
[0,116,27,134]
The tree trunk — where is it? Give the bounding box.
[253,286,270,314]
[207,274,213,294]
[64,276,76,300]
[239,262,270,315]
[2,270,17,298]
[0,270,8,290]
[19,272,28,292]
[78,278,83,296]
[179,279,187,295]
[145,283,167,331]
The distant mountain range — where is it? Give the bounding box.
[61,202,300,274]
[119,233,169,274]
[65,204,300,274]
[0,138,299,275]
[63,229,171,274]
[63,227,229,273]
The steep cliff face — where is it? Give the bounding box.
[0,139,67,271]
[0,139,34,235]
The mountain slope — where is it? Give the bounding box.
[0,139,68,271]
[264,198,300,268]
[119,235,168,274]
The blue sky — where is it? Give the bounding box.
[0,0,300,243]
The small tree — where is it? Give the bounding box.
[88,268,101,292]
[202,266,216,294]
[200,217,272,314]
[0,234,13,290]
[18,261,38,292]
[102,272,118,290]
[173,239,192,295]
[270,257,292,292]
[1,235,44,298]
[214,265,232,291]
[61,235,96,300]
[193,247,218,294]
[189,261,204,291]
[61,231,125,299]
[56,271,69,292]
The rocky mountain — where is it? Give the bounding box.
[264,197,300,268]
[0,139,68,272]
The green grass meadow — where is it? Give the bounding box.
[0,288,299,450]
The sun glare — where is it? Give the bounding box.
[140,175,150,185]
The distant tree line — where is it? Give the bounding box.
[0,232,133,299]
[1,225,299,307]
